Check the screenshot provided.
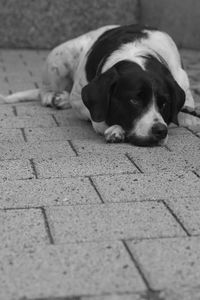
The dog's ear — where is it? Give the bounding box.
[81,66,119,122]
[168,79,185,125]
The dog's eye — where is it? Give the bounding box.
[160,102,167,110]
[158,96,169,110]
[130,99,138,106]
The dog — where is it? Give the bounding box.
[1,24,196,146]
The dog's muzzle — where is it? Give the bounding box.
[151,122,168,140]
[127,122,168,146]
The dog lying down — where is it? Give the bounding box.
[1,24,199,146]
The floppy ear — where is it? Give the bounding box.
[81,66,119,122]
[169,79,185,125]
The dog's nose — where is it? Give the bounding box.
[151,122,168,140]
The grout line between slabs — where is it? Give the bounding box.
[41,207,54,244]
[88,176,105,203]
[29,158,38,179]
[125,153,144,173]
[12,105,17,116]
[20,128,28,142]
[122,239,152,290]
[162,200,191,236]
[51,114,60,126]
[68,140,78,156]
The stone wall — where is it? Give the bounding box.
[141,0,200,49]
[0,0,139,49]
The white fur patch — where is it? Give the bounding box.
[92,121,108,135]
[104,125,125,143]
[130,99,166,138]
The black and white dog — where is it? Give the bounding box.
[2,24,196,146]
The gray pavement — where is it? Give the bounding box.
[0,49,200,300]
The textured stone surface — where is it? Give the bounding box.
[24,126,100,142]
[0,128,24,143]
[141,0,200,49]
[128,150,199,174]
[167,134,200,155]
[0,208,49,248]
[0,177,101,208]
[159,288,200,300]
[0,104,14,117]
[0,159,35,181]
[52,110,94,127]
[82,295,143,300]
[92,171,200,203]
[0,0,139,49]
[0,115,56,128]
[46,202,185,243]
[166,197,200,235]
[71,139,143,156]
[0,242,145,299]
[34,154,139,178]
[127,237,200,289]
[0,48,200,299]
[0,141,75,159]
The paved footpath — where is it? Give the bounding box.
[0,49,200,300]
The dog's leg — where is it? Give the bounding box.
[39,35,89,109]
[173,68,200,126]
[40,59,73,109]
[176,68,195,109]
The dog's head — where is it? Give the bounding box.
[82,60,185,146]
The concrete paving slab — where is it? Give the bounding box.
[91,171,200,203]
[52,110,91,127]
[24,126,100,142]
[0,242,145,299]
[127,237,200,290]
[0,104,14,117]
[168,127,192,136]
[0,159,35,181]
[46,202,185,243]
[0,177,101,208]
[0,128,24,143]
[82,295,143,300]
[167,133,200,156]
[71,139,139,156]
[159,287,200,300]
[0,141,75,159]
[0,79,10,95]
[0,115,57,128]
[128,150,198,174]
[34,154,139,178]
[165,197,200,235]
[0,208,49,248]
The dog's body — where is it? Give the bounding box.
[2,24,196,145]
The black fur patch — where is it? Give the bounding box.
[85,24,155,81]
[144,55,185,124]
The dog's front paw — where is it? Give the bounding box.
[52,91,70,109]
[105,125,125,143]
